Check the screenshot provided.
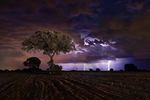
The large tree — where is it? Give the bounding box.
[22,31,75,71]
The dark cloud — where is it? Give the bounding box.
[92,12,150,58]
[0,0,150,69]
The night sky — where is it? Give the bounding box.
[0,0,150,70]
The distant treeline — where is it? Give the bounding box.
[0,68,45,73]
[89,64,150,72]
[0,63,150,72]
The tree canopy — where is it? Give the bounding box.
[24,57,41,68]
[22,30,75,72]
[22,31,75,58]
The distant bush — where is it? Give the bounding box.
[23,57,41,69]
[48,64,62,74]
[71,70,77,72]
[96,68,101,72]
[22,67,43,73]
[4,69,9,72]
[124,64,138,71]
[119,70,123,72]
[89,69,93,71]
[14,69,21,72]
[110,68,114,72]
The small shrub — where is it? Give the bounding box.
[96,68,101,72]
[110,68,114,72]
[89,69,93,71]
[49,64,62,74]
[124,64,138,71]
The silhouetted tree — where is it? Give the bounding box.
[14,69,21,72]
[24,57,41,68]
[110,68,114,72]
[124,64,138,71]
[89,69,93,71]
[119,69,123,72]
[49,64,62,74]
[22,67,43,73]
[22,31,75,73]
[96,68,101,72]
[4,69,9,72]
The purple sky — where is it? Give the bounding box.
[0,0,150,70]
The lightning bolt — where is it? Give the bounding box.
[107,60,111,71]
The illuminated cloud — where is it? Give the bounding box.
[0,0,150,69]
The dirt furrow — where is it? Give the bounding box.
[61,79,106,100]
[0,80,15,94]
[52,79,83,100]
[66,78,122,100]
[0,80,16,100]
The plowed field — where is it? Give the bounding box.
[0,72,149,100]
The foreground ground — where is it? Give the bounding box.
[0,72,150,100]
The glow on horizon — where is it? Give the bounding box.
[57,58,132,71]
[107,60,112,71]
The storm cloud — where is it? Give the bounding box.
[0,0,150,69]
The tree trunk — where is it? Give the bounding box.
[48,54,62,74]
[48,56,54,74]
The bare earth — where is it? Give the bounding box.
[0,72,150,100]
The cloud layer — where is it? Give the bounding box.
[0,0,150,69]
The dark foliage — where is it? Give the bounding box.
[21,67,43,73]
[124,64,138,71]
[12,68,43,73]
[48,64,62,74]
[24,57,41,68]
[89,69,93,71]
[96,68,101,72]
[110,68,114,72]
[4,69,9,72]
[14,69,21,72]
[71,70,77,71]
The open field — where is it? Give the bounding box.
[0,72,150,100]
